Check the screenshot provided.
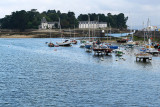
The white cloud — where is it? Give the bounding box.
[0,0,160,28]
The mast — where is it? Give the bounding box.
[154,27,156,42]
[59,18,62,39]
[88,15,90,42]
[131,19,133,41]
[74,25,75,39]
[69,28,71,38]
[110,23,111,41]
[143,21,145,44]
[97,16,99,41]
[147,18,150,40]
[107,24,108,43]
[50,28,51,42]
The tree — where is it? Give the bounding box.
[0,9,128,30]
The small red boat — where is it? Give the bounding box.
[70,39,77,44]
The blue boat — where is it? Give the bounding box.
[108,45,119,49]
[85,44,92,49]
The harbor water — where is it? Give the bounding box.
[0,38,160,106]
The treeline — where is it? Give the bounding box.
[0,9,128,31]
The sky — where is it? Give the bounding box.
[0,0,160,29]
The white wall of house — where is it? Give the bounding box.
[39,17,59,29]
[79,21,107,29]
[41,22,48,29]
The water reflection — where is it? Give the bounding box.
[0,38,160,106]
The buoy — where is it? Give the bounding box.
[54,49,57,51]
[101,57,104,61]
[116,59,118,61]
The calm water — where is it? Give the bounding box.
[105,32,134,37]
[0,38,160,107]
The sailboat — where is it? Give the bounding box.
[144,19,158,55]
[85,15,93,51]
[56,18,71,46]
[126,16,135,48]
[70,26,77,44]
[126,30,135,48]
[48,28,54,47]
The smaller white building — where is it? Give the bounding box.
[79,21,107,29]
[146,26,157,31]
[39,17,59,29]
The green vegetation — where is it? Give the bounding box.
[0,9,128,31]
[78,13,128,29]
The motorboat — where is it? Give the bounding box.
[56,40,71,46]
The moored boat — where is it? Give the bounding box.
[117,39,128,43]
[48,42,54,47]
[56,40,71,46]
[114,49,124,56]
[70,39,77,44]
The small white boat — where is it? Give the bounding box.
[56,40,71,46]
[80,43,85,48]
[126,40,135,48]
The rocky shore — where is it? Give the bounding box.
[1,29,159,42]
[0,28,130,38]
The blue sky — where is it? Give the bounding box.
[0,0,159,29]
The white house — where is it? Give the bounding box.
[39,17,59,29]
[79,21,107,29]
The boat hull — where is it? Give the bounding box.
[56,42,71,46]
